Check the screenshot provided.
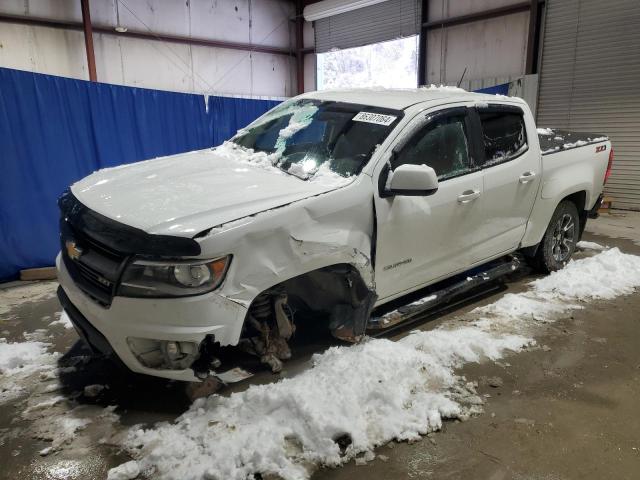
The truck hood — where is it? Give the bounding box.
[71,148,351,237]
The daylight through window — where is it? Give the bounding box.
[317,36,419,90]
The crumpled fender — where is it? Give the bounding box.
[196,175,376,308]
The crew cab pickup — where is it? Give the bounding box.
[56,88,613,383]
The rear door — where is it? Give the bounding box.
[471,105,542,260]
[374,105,486,301]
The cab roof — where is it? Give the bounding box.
[300,87,517,111]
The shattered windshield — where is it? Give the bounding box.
[232,99,403,179]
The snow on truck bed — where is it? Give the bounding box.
[537,127,608,155]
[109,247,640,480]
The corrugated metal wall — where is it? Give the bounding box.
[426,0,531,86]
[537,0,640,210]
[315,0,421,53]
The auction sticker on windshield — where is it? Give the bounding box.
[352,112,397,126]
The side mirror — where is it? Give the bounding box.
[387,164,439,196]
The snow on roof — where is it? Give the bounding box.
[301,85,515,110]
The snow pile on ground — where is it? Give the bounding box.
[0,338,60,403]
[121,329,527,480]
[534,247,640,300]
[55,416,92,441]
[0,339,56,374]
[108,460,141,480]
[112,248,640,480]
[471,247,640,335]
[27,404,95,450]
[537,127,554,135]
[27,400,122,455]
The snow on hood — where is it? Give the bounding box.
[71,144,353,237]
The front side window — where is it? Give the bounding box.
[392,114,472,181]
[233,99,402,179]
[478,110,527,165]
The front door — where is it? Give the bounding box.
[374,106,485,302]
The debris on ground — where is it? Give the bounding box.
[487,377,503,388]
[576,241,607,251]
[107,460,140,480]
[514,418,536,426]
[38,447,52,456]
[83,384,106,398]
[355,451,376,465]
[49,311,74,329]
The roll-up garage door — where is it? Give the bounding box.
[536,0,640,210]
[314,0,421,54]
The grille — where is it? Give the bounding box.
[61,219,127,307]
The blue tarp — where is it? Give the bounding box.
[474,83,510,95]
[0,67,280,280]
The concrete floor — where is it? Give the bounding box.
[1,211,639,480]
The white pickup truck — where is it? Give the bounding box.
[56,88,613,383]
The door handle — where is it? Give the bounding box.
[457,189,481,204]
[519,171,537,184]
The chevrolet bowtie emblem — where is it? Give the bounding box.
[65,240,84,260]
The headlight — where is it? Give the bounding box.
[118,256,231,298]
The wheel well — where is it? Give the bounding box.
[563,191,588,240]
[521,190,588,258]
[243,263,377,342]
[564,190,586,213]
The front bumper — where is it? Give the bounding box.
[56,253,249,382]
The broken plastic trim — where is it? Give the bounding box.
[190,334,222,379]
[327,267,378,342]
[59,189,201,257]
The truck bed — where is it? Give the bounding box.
[537,128,608,156]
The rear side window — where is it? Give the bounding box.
[478,110,527,165]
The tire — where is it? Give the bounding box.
[532,200,580,273]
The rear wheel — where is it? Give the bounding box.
[533,200,580,272]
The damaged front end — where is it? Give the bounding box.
[238,264,377,372]
[324,266,378,343]
[241,288,296,373]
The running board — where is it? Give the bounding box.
[367,256,520,331]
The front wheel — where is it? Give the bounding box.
[533,200,580,272]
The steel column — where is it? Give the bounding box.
[296,0,305,94]
[80,0,97,81]
[417,0,429,86]
[525,0,541,74]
